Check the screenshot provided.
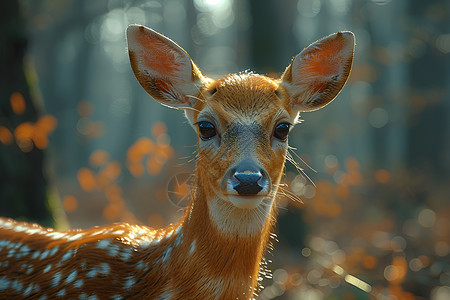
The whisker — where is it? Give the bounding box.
[182,106,201,113]
[286,151,316,188]
[288,147,317,173]
[185,94,205,103]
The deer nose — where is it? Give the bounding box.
[231,160,266,196]
[233,172,263,195]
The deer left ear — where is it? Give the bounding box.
[127,25,205,109]
[281,31,355,112]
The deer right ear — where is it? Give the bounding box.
[281,31,355,112]
[127,25,205,109]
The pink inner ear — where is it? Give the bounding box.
[301,39,345,78]
[137,34,183,76]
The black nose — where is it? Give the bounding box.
[233,172,263,195]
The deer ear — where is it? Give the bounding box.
[127,25,204,109]
[281,31,355,112]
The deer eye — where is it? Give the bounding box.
[198,121,217,141]
[273,122,290,141]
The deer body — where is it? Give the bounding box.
[0,25,354,299]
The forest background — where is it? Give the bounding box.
[0,1,449,299]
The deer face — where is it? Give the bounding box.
[127,25,354,235]
[188,74,293,211]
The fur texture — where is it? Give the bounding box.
[0,25,354,299]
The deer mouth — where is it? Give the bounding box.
[226,195,267,209]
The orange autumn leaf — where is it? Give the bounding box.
[385,256,408,284]
[362,255,378,270]
[151,122,167,137]
[128,162,145,178]
[155,144,174,160]
[138,137,155,153]
[10,92,26,115]
[14,122,34,141]
[127,138,155,163]
[345,157,360,172]
[96,161,122,189]
[147,156,163,175]
[62,195,78,213]
[89,150,110,167]
[77,168,96,192]
[36,115,57,133]
[33,133,49,150]
[0,126,13,145]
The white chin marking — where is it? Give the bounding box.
[208,196,273,236]
[228,195,264,209]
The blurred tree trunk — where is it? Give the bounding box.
[0,1,53,227]
[407,0,449,177]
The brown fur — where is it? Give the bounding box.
[0,26,354,299]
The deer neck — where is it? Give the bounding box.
[166,168,276,299]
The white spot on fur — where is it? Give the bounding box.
[108,244,120,257]
[0,221,13,229]
[7,249,15,258]
[162,247,172,263]
[0,240,10,248]
[87,268,98,278]
[0,277,11,290]
[19,245,30,257]
[47,232,66,240]
[188,240,196,256]
[11,279,23,292]
[123,276,136,290]
[13,225,27,232]
[23,283,33,297]
[40,249,50,259]
[49,246,59,256]
[74,279,83,288]
[67,233,84,241]
[100,263,110,275]
[38,295,48,300]
[24,228,43,235]
[26,265,33,274]
[43,264,52,273]
[120,248,133,261]
[136,260,145,270]
[52,272,62,287]
[173,232,183,248]
[66,270,77,284]
[159,290,174,300]
[31,250,41,259]
[60,249,73,262]
[97,239,111,249]
[57,288,66,297]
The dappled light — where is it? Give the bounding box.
[1,0,447,299]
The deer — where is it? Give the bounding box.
[0,25,354,299]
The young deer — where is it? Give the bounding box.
[0,25,354,299]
